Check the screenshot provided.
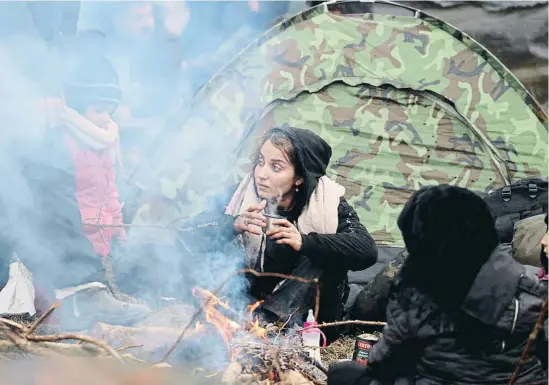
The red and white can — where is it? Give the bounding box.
[352,333,379,366]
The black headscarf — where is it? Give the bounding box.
[262,127,332,218]
[396,185,499,310]
[64,54,122,114]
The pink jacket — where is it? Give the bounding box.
[64,134,126,257]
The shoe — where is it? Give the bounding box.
[55,282,152,331]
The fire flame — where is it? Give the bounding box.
[247,300,264,314]
[193,288,240,350]
[249,318,267,339]
[192,287,268,359]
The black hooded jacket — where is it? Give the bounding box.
[329,185,547,385]
[328,246,547,385]
[179,127,378,297]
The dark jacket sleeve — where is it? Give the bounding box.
[177,212,238,254]
[367,289,419,380]
[175,185,240,254]
[300,197,378,271]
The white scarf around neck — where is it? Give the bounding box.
[225,174,345,271]
[57,106,119,151]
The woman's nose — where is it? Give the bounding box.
[255,167,268,180]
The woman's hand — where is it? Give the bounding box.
[234,200,267,235]
[267,219,303,251]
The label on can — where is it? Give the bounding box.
[352,333,379,366]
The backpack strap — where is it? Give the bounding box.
[529,183,539,199]
[502,186,512,202]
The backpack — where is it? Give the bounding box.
[484,177,548,244]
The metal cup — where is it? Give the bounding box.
[263,213,284,233]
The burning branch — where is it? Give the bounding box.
[230,269,322,320]
[161,268,321,363]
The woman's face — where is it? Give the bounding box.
[254,139,302,200]
[84,104,117,129]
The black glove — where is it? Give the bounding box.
[328,361,373,385]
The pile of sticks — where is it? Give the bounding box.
[224,331,327,385]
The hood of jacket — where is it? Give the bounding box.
[276,127,332,208]
[461,244,525,326]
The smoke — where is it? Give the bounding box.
[265,196,283,216]
[0,0,302,367]
[0,34,70,289]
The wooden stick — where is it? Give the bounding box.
[315,283,321,321]
[0,340,101,356]
[84,223,178,230]
[241,269,319,286]
[297,351,328,375]
[0,318,28,333]
[508,297,548,385]
[161,268,321,363]
[0,324,57,358]
[301,319,387,332]
[122,353,148,364]
[26,301,60,335]
[27,333,124,363]
[116,344,144,352]
[99,344,145,356]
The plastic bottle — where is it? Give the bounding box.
[302,309,322,363]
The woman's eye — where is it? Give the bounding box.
[272,165,281,172]
[257,158,264,166]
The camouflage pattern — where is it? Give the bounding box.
[134,1,548,248]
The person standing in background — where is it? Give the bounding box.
[61,55,127,260]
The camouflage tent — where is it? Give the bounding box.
[133,1,548,267]
[399,1,548,110]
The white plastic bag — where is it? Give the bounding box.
[0,254,36,316]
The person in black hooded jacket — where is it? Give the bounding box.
[178,127,378,339]
[328,185,547,385]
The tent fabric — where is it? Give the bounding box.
[399,1,548,109]
[138,0,548,249]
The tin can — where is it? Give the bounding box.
[352,333,379,366]
[263,213,284,233]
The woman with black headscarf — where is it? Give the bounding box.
[328,185,547,385]
[180,127,378,338]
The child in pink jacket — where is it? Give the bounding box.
[61,55,126,257]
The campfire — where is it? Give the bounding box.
[188,286,327,385]
[0,269,389,385]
